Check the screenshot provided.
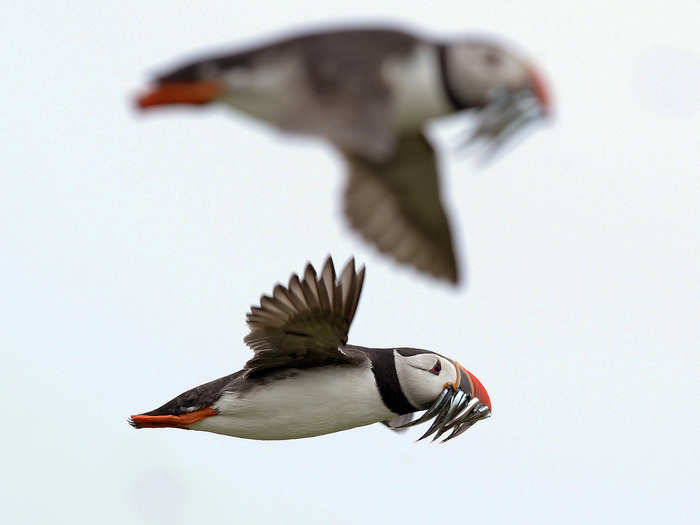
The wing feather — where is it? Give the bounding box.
[343,133,459,284]
[243,257,366,376]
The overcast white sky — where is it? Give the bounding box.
[2,1,699,524]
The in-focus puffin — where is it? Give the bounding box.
[129,257,491,443]
[135,26,551,284]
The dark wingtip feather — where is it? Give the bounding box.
[243,256,366,368]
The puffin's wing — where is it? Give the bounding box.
[243,257,365,376]
[343,133,459,284]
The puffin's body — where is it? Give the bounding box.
[130,258,491,443]
[145,361,393,440]
[139,29,455,157]
[136,27,551,284]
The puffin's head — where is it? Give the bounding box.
[445,40,549,109]
[393,349,491,442]
[442,39,551,153]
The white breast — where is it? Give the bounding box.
[382,43,453,131]
[188,364,395,440]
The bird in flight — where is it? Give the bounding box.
[136,27,551,283]
[129,257,492,443]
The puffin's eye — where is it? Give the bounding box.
[483,51,502,67]
[429,360,441,375]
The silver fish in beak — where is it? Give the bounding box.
[393,362,492,443]
[463,68,551,159]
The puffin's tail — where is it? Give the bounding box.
[128,407,217,429]
[136,81,225,109]
[128,372,237,429]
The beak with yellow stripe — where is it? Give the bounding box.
[394,360,492,443]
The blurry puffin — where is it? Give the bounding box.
[129,257,491,443]
[135,27,551,284]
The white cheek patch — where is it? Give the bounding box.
[499,58,529,91]
[449,46,529,104]
[443,359,458,387]
[394,351,458,409]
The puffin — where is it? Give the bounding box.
[129,257,491,443]
[135,26,551,284]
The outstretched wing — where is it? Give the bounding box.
[343,133,459,284]
[244,257,365,376]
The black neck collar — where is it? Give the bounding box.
[437,44,469,111]
[362,347,417,415]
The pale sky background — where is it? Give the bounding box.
[2,1,699,524]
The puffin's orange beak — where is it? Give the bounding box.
[528,66,552,115]
[136,81,225,109]
[128,407,217,429]
[458,364,492,412]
